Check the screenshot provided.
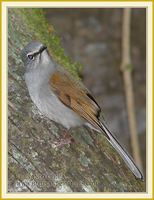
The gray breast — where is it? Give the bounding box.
[25,67,84,129]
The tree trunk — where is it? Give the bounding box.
[8,8,144,192]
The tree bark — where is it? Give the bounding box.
[8,8,144,192]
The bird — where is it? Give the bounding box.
[21,41,143,180]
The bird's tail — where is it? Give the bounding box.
[99,122,143,180]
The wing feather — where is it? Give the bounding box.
[49,70,101,130]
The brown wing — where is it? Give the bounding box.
[49,70,102,130]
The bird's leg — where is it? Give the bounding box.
[53,128,75,148]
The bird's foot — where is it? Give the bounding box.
[53,130,74,148]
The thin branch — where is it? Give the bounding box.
[120,8,142,169]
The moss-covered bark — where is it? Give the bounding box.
[8,8,145,192]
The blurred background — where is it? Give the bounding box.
[43,9,146,176]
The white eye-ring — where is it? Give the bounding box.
[27,54,34,60]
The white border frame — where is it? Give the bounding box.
[2,1,153,199]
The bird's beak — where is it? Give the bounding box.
[39,45,47,54]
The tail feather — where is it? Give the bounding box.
[100,122,143,180]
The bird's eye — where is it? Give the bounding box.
[27,54,34,60]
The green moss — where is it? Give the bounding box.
[9,8,82,79]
